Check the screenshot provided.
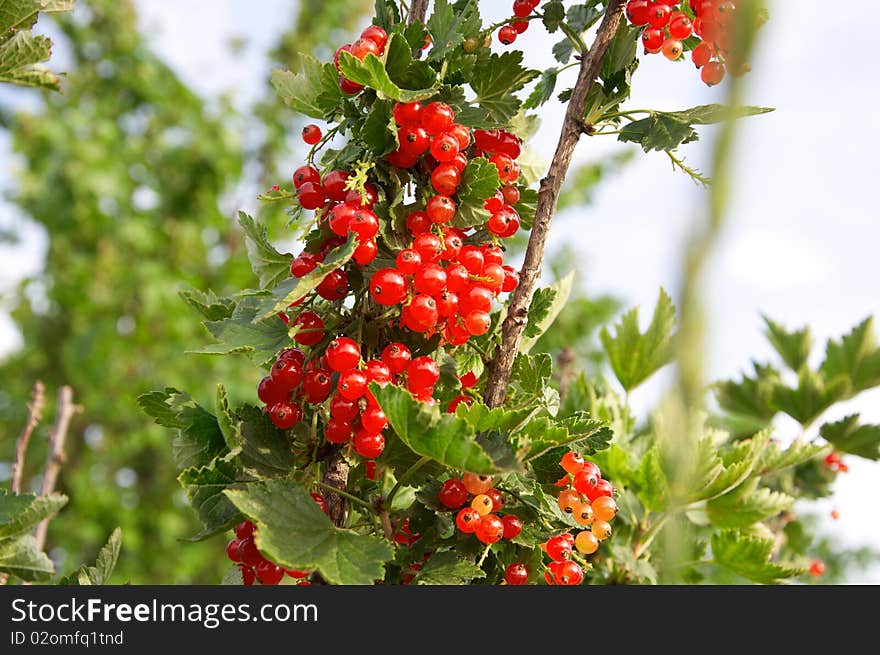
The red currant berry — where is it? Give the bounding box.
[431,164,461,195]
[302,124,322,145]
[486,488,503,512]
[501,266,520,292]
[349,209,380,239]
[642,27,665,52]
[316,268,349,301]
[587,478,613,502]
[234,521,255,540]
[430,132,460,162]
[406,209,431,235]
[322,170,350,201]
[414,264,447,296]
[269,401,302,429]
[326,337,361,372]
[399,126,430,156]
[396,248,422,275]
[420,102,455,135]
[502,514,522,540]
[338,369,368,401]
[505,562,528,585]
[271,357,304,389]
[258,375,288,405]
[457,246,485,274]
[360,25,388,52]
[330,393,359,421]
[226,538,242,562]
[498,25,517,45]
[447,123,471,150]
[414,232,444,263]
[360,407,389,434]
[555,560,584,586]
[692,42,712,68]
[456,507,481,533]
[350,37,380,60]
[393,101,422,128]
[297,181,326,210]
[561,451,585,475]
[353,238,378,266]
[475,514,504,544]
[446,394,472,413]
[293,165,320,189]
[445,263,470,293]
[370,268,408,305]
[325,416,353,444]
[626,0,651,26]
[809,560,826,577]
[426,195,456,224]
[546,535,573,562]
[438,479,469,509]
[407,356,440,388]
[290,251,319,277]
[462,472,493,495]
[364,359,392,385]
[256,560,285,585]
[381,342,412,374]
[302,369,333,403]
[353,429,385,458]
[701,60,725,86]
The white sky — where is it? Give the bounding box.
[1,0,877,580]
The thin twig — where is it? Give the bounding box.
[483,0,626,408]
[11,381,45,494]
[34,386,79,552]
[408,0,429,25]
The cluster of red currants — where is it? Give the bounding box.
[438,473,523,547]
[496,0,540,45]
[333,24,390,94]
[225,521,310,586]
[626,0,745,86]
[543,451,618,584]
[824,451,849,474]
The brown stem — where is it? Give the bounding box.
[321,445,350,527]
[11,381,46,494]
[34,386,79,552]
[483,0,626,408]
[408,0,429,25]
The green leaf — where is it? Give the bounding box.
[763,316,812,372]
[361,99,397,156]
[600,288,676,392]
[820,415,880,460]
[215,384,240,451]
[468,50,539,127]
[514,187,539,229]
[179,289,236,322]
[552,38,573,64]
[238,212,292,290]
[706,481,794,529]
[426,0,481,62]
[711,530,805,584]
[225,480,393,585]
[254,234,358,321]
[338,51,437,102]
[178,458,241,539]
[520,271,575,354]
[524,67,558,110]
[541,1,565,33]
[452,157,501,228]
[452,347,484,380]
[234,404,296,477]
[372,384,520,474]
[637,446,669,512]
[516,412,612,461]
[383,32,437,90]
[414,551,485,584]
[758,439,826,474]
[770,368,850,427]
[714,362,780,433]
[696,430,771,501]
[62,528,122,585]
[191,295,291,365]
[138,389,227,470]
[619,105,774,153]
[271,57,344,120]
[0,1,73,90]
[0,490,67,540]
[0,534,54,581]
[820,317,880,394]
[510,352,552,400]
[566,3,603,32]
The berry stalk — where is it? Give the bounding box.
[483,0,626,408]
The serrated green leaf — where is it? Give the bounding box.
[468,50,539,127]
[514,187,539,229]
[0,31,56,89]
[179,289,236,322]
[516,412,611,462]
[138,389,227,470]
[696,430,771,501]
[254,234,358,321]
[706,480,794,529]
[225,480,393,585]
[714,362,780,433]
[770,368,851,427]
[384,31,437,90]
[414,550,485,584]
[820,415,880,460]
[338,51,437,102]
[552,38,573,64]
[361,98,397,156]
[520,271,575,353]
[600,288,676,392]
[215,384,241,451]
[757,439,825,474]
[372,384,520,474]
[524,67,558,110]
[637,446,669,512]
[62,528,122,585]
[0,490,67,540]
[190,295,290,365]
[619,105,774,153]
[452,157,501,228]
[566,3,603,32]
[711,530,805,584]
[426,0,481,62]
[0,534,54,581]
[820,317,880,394]
[541,1,565,33]
[452,347,484,379]
[271,57,344,119]
[510,352,552,405]
[763,316,812,372]
[178,458,241,540]
[238,212,291,290]
[234,404,296,476]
